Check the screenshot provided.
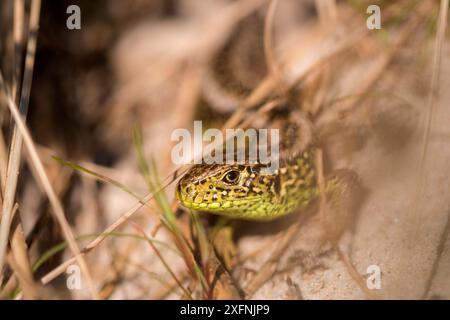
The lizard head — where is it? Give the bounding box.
[176,163,278,219]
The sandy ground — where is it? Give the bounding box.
[244,44,450,300]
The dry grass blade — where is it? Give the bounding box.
[7,250,38,299]
[264,0,285,95]
[317,149,378,299]
[53,156,156,212]
[129,220,192,299]
[244,221,301,298]
[9,216,36,299]
[40,178,175,285]
[12,0,24,103]
[416,0,449,299]
[0,0,25,191]
[0,75,99,299]
[317,1,431,127]
[336,246,380,300]
[0,0,40,280]
[411,0,449,228]
[226,21,368,129]
[315,0,337,23]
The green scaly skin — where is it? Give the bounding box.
[176,148,342,220]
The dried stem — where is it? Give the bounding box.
[0,72,99,299]
[0,0,40,281]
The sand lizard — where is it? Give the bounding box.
[175,110,356,220]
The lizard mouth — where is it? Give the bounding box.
[176,183,211,210]
[175,183,193,204]
[175,182,226,211]
[176,184,262,215]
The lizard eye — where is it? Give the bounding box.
[223,170,240,184]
